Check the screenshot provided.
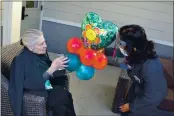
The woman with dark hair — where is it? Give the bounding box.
[117,25,173,116]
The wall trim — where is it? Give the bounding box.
[42,17,81,27]
[42,17,173,47]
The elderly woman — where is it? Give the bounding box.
[8,29,76,116]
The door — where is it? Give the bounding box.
[0,0,4,46]
[20,1,43,36]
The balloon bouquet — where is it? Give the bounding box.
[65,12,119,80]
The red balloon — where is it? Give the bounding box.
[80,48,97,66]
[93,53,108,70]
[67,37,83,54]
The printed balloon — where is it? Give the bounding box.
[81,12,119,50]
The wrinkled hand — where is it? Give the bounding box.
[119,103,130,112]
[47,56,69,75]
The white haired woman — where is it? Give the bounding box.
[8,29,76,116]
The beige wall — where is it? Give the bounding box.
[11,2,22,43]
[43,2,173,46]
[2,2,22,46]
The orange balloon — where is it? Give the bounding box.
[77,44,85,55]
[67,37,83,54]
[80,48,97,66]
[93,53,108,70]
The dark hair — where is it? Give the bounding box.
[146,40,154,53]
[119,24,157,64]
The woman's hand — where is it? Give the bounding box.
[47,56,69,75]
[119,103,130,112]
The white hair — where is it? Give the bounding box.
[21,29,44,49]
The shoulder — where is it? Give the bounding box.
[143,58,163,72]
[142,58,164,79]
[12,49,31,65]
[12,49,25,61]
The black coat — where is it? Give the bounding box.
[8,47,76,116]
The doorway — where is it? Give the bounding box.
[20,1,43,36]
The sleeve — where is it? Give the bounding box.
[129,62,167,113]
[52,69,67,78]
[43,71,53,81]
[8,57,25,116]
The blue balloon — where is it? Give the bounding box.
[76,64,95,80]
[65,53,81,72]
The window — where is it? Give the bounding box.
[26,1,38,8]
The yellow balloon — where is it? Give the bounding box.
[86,29,96,41]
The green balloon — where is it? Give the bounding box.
[81,12,119,50]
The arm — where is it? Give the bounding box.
[8,57,25,116]
[129,61,167,113]
[43,69,67,81]
[43,71,53,81]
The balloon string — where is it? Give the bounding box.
[112,40,117,59]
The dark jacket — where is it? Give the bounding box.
[8,47,50,116]
[125,58,174,116]
[8,47,76,116]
